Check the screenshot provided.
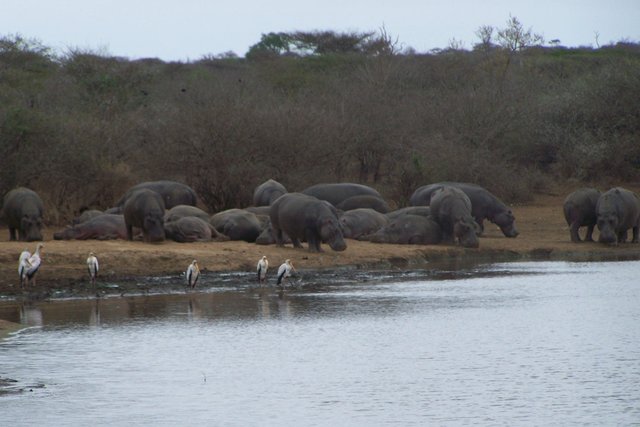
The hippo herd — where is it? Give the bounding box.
[563,187,640,245]
[2,180,639,252]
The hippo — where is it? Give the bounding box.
[339,208,389,239]
[116,180,197,210]
[563,188,601,242]
[164,216,229,243]
[54,214,136,240]
[255,217,292,245]
[301,183,382,207]
[270,192,346,252]
[123,189,166,242]
[244,206,272,217]
[430,187,479,248]
[410,182,518,237]
[335,195,391,214]
[253,179,287,206]
[386,206,431,220]
[596,187,640,245]
[361,214,442,245]
[210,209,262,242]
[2,187,44,241]
[164,205,210,224]
[72,209,104,225]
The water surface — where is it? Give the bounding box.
[1,261,639,426]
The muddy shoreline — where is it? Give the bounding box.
[1,189,639,301]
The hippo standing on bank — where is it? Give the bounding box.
[2,187,44,241]
[339,208,389,239]
[301,183,382,207]
[430,187,479,248]
[123,189,166,242]
[596,187,640,245]
[270,193,346,252]
[253,179,287,206]
[361,214,442,245]
[563,188,601,242]
[54,214,135,240]
[116,180,197,211]
[410,182,518,237]
[210,209,262,242]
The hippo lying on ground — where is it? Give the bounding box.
[410,182,518,237]
[430,187,479,248]
[54,214,137,240]
[270,192,346,252]
[385,206,431,220]
[164,205,210,224]
[301,183,382,207]
[335,195,390,214]
[123,189,166,242]
[563,188,600,242]
[72,209,104,225]
[210,209,262,242]
[164,217,229,243]
[361,214,442,245]
[253,179,287,206]
[339,208,389,239]
[2,187,44,241]
[596,187,640,245]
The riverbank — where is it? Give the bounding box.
[0,189,639,300]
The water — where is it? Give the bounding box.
[1,261,639,426]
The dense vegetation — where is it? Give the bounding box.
[1,26,639,223]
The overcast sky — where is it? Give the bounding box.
[3,0,639,61]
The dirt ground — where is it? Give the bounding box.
[0,185,639,299]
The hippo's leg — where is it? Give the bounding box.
[9,227,17,241]
[126,224,134,241]
[291,234,303,248]
[305,230,323,252]
[618,230,628,243]
[570,222,582,242]
[632,225,639,243]
[475,218,485,235]
[584,224,595,242]
[274,228,285,247]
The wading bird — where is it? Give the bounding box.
[257,255,269,284]
[18,243,43,287]
[86,252,99,286]
[186,260,200,289]
[276,259,295,287]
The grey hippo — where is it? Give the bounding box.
[270,192,346,252]
[2,187,44,241]
[563,188,600,242]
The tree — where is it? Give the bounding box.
[496,15,544,52]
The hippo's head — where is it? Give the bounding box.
[144,212,166,242]
[494,210,519,238]
[320,218,347,252]
[454,217,480,248]
[21,214,43,241]
[597,213,619,245]
[338,217,356,239]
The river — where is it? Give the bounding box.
[1,260,639,426]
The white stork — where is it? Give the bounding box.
[186,260,200,289]
[257,255,269,284]
[18,243,43,287]
[276,259,295,286]
[86,252,99,286]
